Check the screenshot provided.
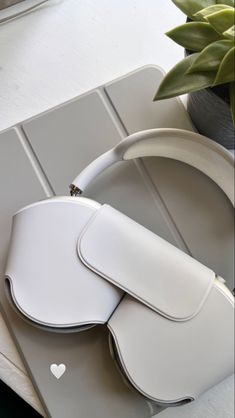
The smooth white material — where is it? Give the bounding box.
[5,127,234,405]
[73,149,118,193]
[78,204,215,321]
[0,1,233,414]
[5,197,123,329]
[73,129,234,205]
[108,282,234,403]
[0,0,183,131]
[73,129,233,404]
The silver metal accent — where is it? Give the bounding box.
[69,184,82,197]
[216,275,226,284]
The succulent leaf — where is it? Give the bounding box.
[223,25,235,39]
[187,39,233,72]
[194,4,233,20]
[218,0,234,7]
[229,82,235,124]
[155,1,235,124]
[214,47,235,84]
[154,54,216,100]
[205,9,235,33]
[166,22,222,51]
[172,1,216,19]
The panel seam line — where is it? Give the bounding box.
[15,125,55,198]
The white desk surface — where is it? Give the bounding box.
[0,1,234,417]
[0,0,184,132]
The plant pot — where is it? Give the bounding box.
[187,86,235,150]
[184,30,234,150]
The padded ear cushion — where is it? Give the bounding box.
[5,197,124,330]
[4,277,96,333]
[108,283,234,405]
[108,333,192,407]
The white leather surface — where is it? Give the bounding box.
[123,130,235,206]
[73,129,234,206]
[0,63,234,416]
[5,197,123,328]
[0,0,233,411]
[78,204,215,321]
[108,283,234,403]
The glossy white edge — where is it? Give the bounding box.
[5,197,102,330]
[77,206,216,322]
[13,196,100,216]
[107,280,234,404]
[107,321,194,405]
[72,128,234,206]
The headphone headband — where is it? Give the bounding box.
[70,129,234,206]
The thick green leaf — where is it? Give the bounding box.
[166,22,222,51]
[194,4,233,20]
[188,40,233,72]
[206,9,235,33]
[223,25,235,39]
[171,0,216,19]
[219,0,234,7]
[154,53,216,100]
[214,47,235,84]
[229,82,235,125]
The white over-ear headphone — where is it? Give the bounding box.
[5,128,234,405]
[70,128,234,205]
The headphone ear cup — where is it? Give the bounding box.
[4,276,96,333]
[108,329,193,407]
[5,198,123,331]
[108,331,136,393]
[107,290,234,406]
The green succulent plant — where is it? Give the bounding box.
[154,0,235,124]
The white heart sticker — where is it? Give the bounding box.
[50,363,66,379]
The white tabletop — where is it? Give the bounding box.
[0,0,184,131]
[0,1,234,417]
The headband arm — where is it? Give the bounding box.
[70,129,234,205]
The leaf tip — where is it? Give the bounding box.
[153,91,161,101]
